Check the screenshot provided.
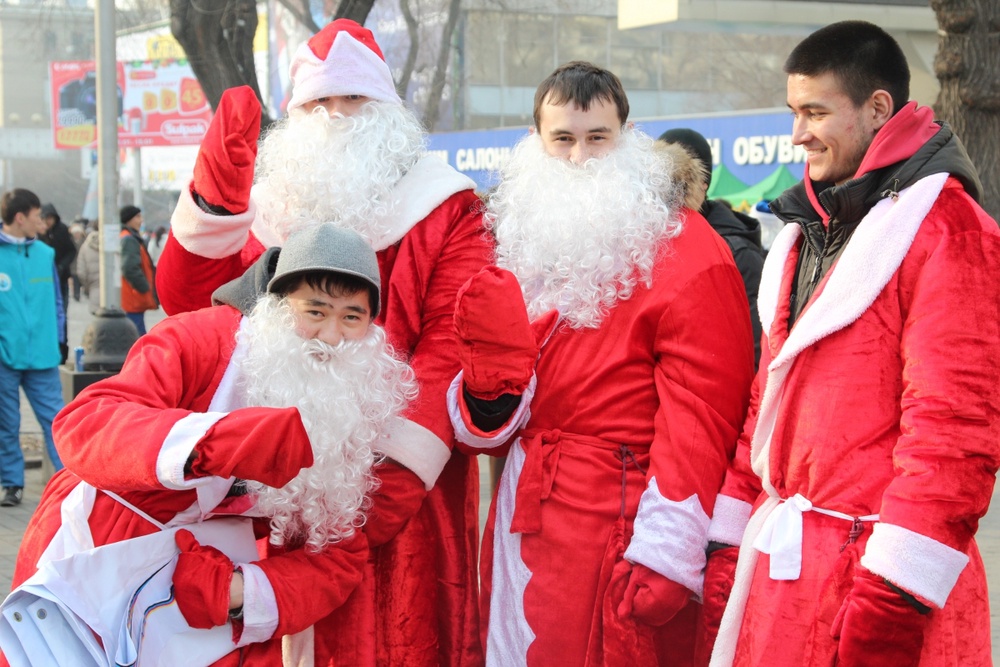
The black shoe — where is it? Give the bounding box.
[1,486,23,507]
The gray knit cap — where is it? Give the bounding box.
[267,224,381,317]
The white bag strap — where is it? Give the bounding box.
[100,490,167,531]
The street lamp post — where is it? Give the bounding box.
[79,0,137,372]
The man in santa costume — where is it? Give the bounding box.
[4,224,419,666]
[701,21,1000,667]
[447,61,754,666]
[154,18,490,667]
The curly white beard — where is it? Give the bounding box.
[239,295,417,552]
[487,130,683,329]
[253,101,426,248]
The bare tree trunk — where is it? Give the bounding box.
[932,0,1000,220]
[170,0,273,126]
[422,0,462,130]
[397,0,420,98]
[333,0,377,23]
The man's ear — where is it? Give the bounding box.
[626,121,634,131]
[529,126,536,135]
[871,90,894,130]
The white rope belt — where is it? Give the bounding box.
[752,493,879,580]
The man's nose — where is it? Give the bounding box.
[791,117,810,145]
[319,322,345,347]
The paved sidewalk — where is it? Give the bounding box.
[2,296,999,661]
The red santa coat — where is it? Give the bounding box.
[708,172,1000,667]
[8,305,368,667]
[155,156,491,667]
[449,210,754,667]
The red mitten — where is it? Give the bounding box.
[454,266,558,400]
[172,529,235,629]
[617,562,692,627]
[696,546,739,663]
[832,567,930,667]
[364,461,428,547]
[192,85,261,213]
[187,406,314,488]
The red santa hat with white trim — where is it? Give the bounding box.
[287,19,401,112]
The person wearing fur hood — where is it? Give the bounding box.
[655,135,766,370]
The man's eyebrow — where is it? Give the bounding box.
[344,304,369,315]
[548,126,614,136]
[788,101,827,111]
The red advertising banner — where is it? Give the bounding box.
[49,59,212,150]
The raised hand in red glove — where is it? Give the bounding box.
[832,567,930,667]
[364,460,428,547]
[172,529,237,629]
[454,266,559,400]
[186,406,314,488]
[617,562,692,627]
[192,85,261,213]
[695,545,739,664]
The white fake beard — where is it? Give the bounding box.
[239,295,417,552]
[254,101,426,249]
[487,130,682,329]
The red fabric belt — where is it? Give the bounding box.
[509,429,648,535]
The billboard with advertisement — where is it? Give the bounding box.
[49,59,212,150]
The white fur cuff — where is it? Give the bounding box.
[624,479,711,597]
[375,419,452,491]
[860,521,970,609]
[156,412,230,489]
[707,494,752,547]
[170,186,256,259]
[446,371,534,450]
[234,562,279,646]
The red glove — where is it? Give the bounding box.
[617,562,691,627]
[364,461,428,547]
[187,406,314,488]
[832,567,930,667]
[172,529,235,629]
[696,545,739,664]
[454,266,558,400]
[192,85,261,213]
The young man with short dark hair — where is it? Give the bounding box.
[704,21,1000,667]
[449,61,754,666]
[0,189,65,508]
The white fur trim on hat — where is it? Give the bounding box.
[288,29,400,112]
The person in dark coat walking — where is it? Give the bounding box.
[119,205,158,335]
[39,204,77,364]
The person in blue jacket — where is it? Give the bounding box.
[0,188,65,507]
